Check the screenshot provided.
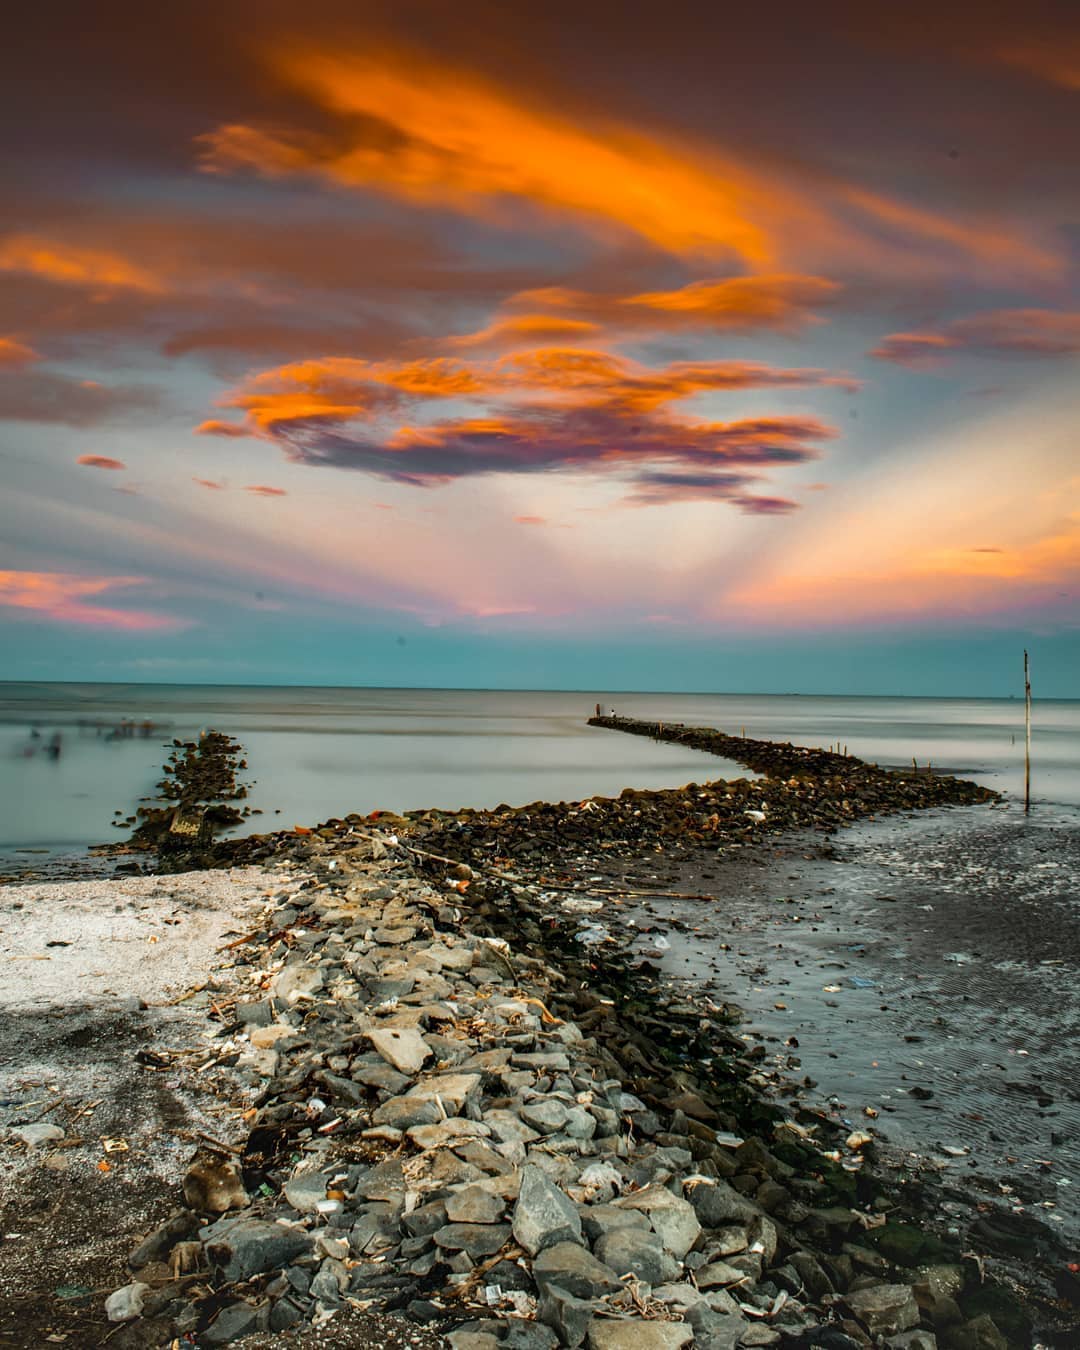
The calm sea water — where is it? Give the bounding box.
[0,683,1076,852]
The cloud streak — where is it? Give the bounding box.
[871,308,1080,367]
[0,570,183,630]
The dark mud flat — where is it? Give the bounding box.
[0,1006,193,1348]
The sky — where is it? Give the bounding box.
[1,0,1078,695]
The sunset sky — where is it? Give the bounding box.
[2,1,1078,694]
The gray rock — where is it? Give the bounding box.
[594,1227,681,1285]
[533,1242,623,1299]
[521,1099,570,1134]
[580,1203,650,1244]
[749,1213,779,1265]
[653,1282,710,1309]
[434,1223,512,1257]
[270,1297,305,1332]
[788,1249,836,1300]
[367,1025,432,1074]
[539,1284,596,1349]
[104,1282,148,1322]
[446,1185,506,1224]
[614,1184,701,1259]
[202,1301,260,1343]
[373,924,417,944]
[404,1072,482,1114]
[12,1123,64,1147]
[409,1118,491,1149]
[486,1109,541,1144]
[846,1284,920,1337]
[513,1164,583,1256]
[886,1333,938,1350]
[513,1051,571,1072]
[202,1217,313,1281]
[563,1107,598,1140]
[372,1095,443,1130]
[945,1317,1008,1350]
[310,1260,346,1305]
[706,1225,749,1257]
[696,1259,748,1289]
[688,1179,758,1228]
[502,1319,560,1350]
[351,1060,411,1094]
[687,1309,746,1350]
[282,1171,334,1214]
[587,1321,693,1350]
[448,1333,500,1350]
[129,1211,200,1268]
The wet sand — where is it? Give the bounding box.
[581,799,1080,1257]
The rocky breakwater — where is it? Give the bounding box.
[106,830,1032,1349]
[587,718,997,823]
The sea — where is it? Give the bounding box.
[0,683,1077,860]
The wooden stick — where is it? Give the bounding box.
[1024,648,1032,814]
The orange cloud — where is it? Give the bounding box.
[0,235,164,293]
[0,337,40,368]
[198,47,782,264]
[871,308,1080,367]
[76,454,127,470]
[193,477,225,489]
[0,570,182,630]
[506,274,839,337]
[245,484,287,496]
[195,44,1061,281]
[514,515,546,525]
[208,346,852,438]
[995,40,1080,90]
[445,315,602,350]
[195,419,252,438]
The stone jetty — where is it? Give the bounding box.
[104,815,1038,1347]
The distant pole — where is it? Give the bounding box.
[1024,650,1032,814]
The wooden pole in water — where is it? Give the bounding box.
[1024,649,1032,814]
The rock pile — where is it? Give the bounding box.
[109,832,1028,1348]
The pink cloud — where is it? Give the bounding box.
[193,476,225,489]
[871,308,1080,367]
[0,570,184,631]
[76,454,127,470]
[245,483,287,496]
[514,515,547,525]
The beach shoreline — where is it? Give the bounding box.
[0,721,1075,1346]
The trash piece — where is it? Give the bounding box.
[823,984,842,993]
[847,975,875,989]
[846,1131,873,1151]
[102,1137,129,1153]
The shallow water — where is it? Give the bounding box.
[0,684,1076,856]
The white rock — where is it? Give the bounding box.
[105,1281,149,1322]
